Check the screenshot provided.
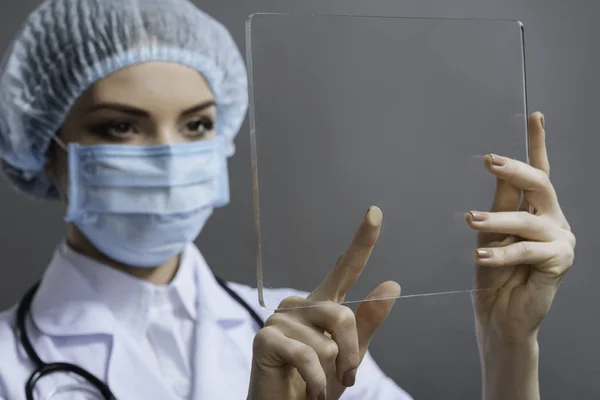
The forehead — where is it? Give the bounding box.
[73,61,214,111]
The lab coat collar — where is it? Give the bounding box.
[31,242,199,337]
[30,241,256,399]
[30,244,115,337]
[60,240,198,336]
[30,241,254,336]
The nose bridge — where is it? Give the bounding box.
[150,122,187,145]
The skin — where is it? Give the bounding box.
[470,113,575,400]
[45,61,217,284]
[44,62,574,400]
[248,113,574,400]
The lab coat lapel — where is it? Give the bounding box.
[32,247,177,400]
[193,309,252,399]
[107,325,178,400]
[192,248,255,399]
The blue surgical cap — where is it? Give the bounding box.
[0,0,248,200]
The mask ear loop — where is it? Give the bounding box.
[52,136,68,152]
[49,136,69,202]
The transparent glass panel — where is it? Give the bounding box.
[368,290,482,398]
[247,14,528,310]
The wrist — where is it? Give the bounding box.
[478,332,539,360]
[479,336,540,400]
[475,318,539,356]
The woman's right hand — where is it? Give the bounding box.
[247,206,400,400]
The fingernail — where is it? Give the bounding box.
[318,388,327,400]
[343,368,357,387]
[489,154,506,167]
[467,211,488,222]
[365,206,372,220]
[476,249,494,259]
[540,114,545,128]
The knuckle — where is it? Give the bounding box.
[264,312,287,327]
[559,241,575,266]
[317,339,339,361]
[546,242,574,274]
[278,296,305,309]
[253,327,277,351]
[565,250,575,267]
[565,230,577,249]
[332,306,356,331]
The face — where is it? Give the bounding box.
[44,62,216,275]
[46,61,216,199]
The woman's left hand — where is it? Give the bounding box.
[466,111,575,348]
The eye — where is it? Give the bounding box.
[185,117,214,138]
[106,122,134,136]
[90,121,136,140]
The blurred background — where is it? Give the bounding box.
[0,1,596,398]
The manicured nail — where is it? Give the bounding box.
[468,211,489,222]
[489,154,506,167]
[318,388,327,400]
[365,206,372,219]
[476,249,494,259]
[343,368,357,387]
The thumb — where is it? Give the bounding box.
[355,281,401,359]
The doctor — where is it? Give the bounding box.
[0,0,575,399]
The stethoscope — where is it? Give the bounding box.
[16,277,266,400]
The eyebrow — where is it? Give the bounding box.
[84,100,216,117]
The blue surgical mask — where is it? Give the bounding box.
[57,138,229,267]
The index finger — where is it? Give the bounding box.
[528,111,550,176]
[527,112,550,176]
[309,206,383,303]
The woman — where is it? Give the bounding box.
[0,0,575,399]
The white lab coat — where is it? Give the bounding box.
[0,243,412,400]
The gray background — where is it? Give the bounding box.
[0,0,596,399]
[247,15,528,306]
